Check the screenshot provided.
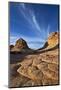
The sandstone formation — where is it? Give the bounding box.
[47,32,59,48]
[10,38,29,52]
[17,51,59,85]
[9,32,59,87]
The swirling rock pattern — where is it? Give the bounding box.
[17,50,59,86]
[9,32,59,87]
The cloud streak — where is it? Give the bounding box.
[19,4,41,35]
[32,14,41,33]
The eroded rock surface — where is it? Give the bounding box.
[9,32,59,87]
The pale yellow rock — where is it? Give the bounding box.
[48,32,59,47]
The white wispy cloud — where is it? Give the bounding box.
[19,4,32,25]
[32,14,41,33]
[21,3,25,9]
[47,25,50,37]
[19,4,41,35]
[10,35,19,45]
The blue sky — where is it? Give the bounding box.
[9,2,59,49]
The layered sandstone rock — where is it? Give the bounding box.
[10,32,59,87]
[10,38,29,52]
[48,32,59,47]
